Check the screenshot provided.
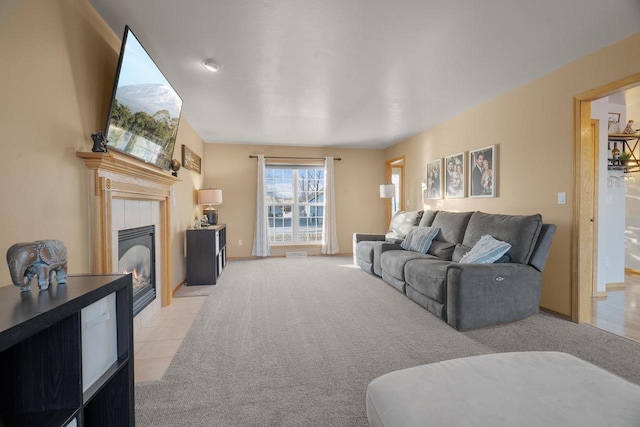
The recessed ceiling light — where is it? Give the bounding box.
[202,59,222,72]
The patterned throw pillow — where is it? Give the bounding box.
[453,243,511,263]
[401,227,440,253]
[400,227,417,250]
[459,234,512,264]
[385,211,422,241]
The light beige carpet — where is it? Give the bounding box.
[136,256,640,426]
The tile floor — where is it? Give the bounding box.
[134,295,207,383]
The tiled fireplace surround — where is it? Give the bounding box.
[77,151,178,329]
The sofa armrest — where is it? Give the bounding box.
[373,242,403,276]
[353,233,386,243]
[353,233,386,266]
[445,263,542,331]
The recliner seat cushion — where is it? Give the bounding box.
[405,285,445,318]
[356,241,376,264]
[404,258,452,303]
[380,250,436,282]
[462,212,542,264]
[373,241,403,277]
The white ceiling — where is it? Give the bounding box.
[89,0,640,149]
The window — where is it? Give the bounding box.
[266,166,325,244]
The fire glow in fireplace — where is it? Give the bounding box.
[118,225,156,316]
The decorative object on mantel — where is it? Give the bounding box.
[90,131,108,153]
[198,188,223,225]
[182,145,202,174]
[6,239,67,292]
[170,159,181,177]
[622,120,636,134]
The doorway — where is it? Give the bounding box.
[385,156,405,226]
[574,72,640,342]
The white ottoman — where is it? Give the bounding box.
[366,352,640,427]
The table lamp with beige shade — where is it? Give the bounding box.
[198,188,222,225]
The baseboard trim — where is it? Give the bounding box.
[172,280,186,296]
[606,282,626,291]
[539,307,571,321]
[625,268,640,276]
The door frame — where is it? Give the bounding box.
[573,71,640,323]
[590,119,605,299]
[385,156,405,226]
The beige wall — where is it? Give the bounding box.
[385,33,640,316]
[203,144,387,258]
[3,1,638,317]
[170,122,205,287]
[0,0,204,291]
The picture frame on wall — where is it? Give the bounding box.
[608,112,621,123]
[181,144,201,174]
[469,145,497,198]
[424,159,443,200]
[444,152,465,199]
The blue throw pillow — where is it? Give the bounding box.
[401,227,440,253]
[400,227,416,250]
[459,234,511,263]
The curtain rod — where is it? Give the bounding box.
[249,155,342,161]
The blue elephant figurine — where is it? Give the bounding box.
[6,240,68,292]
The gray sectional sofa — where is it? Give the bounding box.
[353,210,556,330]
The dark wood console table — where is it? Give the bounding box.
[186,224,227,285]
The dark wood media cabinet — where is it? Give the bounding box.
[186,224,227,285]
[0,274,134,427]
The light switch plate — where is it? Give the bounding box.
[557,192,566,205]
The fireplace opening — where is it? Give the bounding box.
[118,225,156,316]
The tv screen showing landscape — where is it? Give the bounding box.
[105,26,183,171]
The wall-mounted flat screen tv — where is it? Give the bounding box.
[104,26,183,171]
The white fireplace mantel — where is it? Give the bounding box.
[77,151,179,308]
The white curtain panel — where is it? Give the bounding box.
[321,156,339,254]
[252,154,271,257]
